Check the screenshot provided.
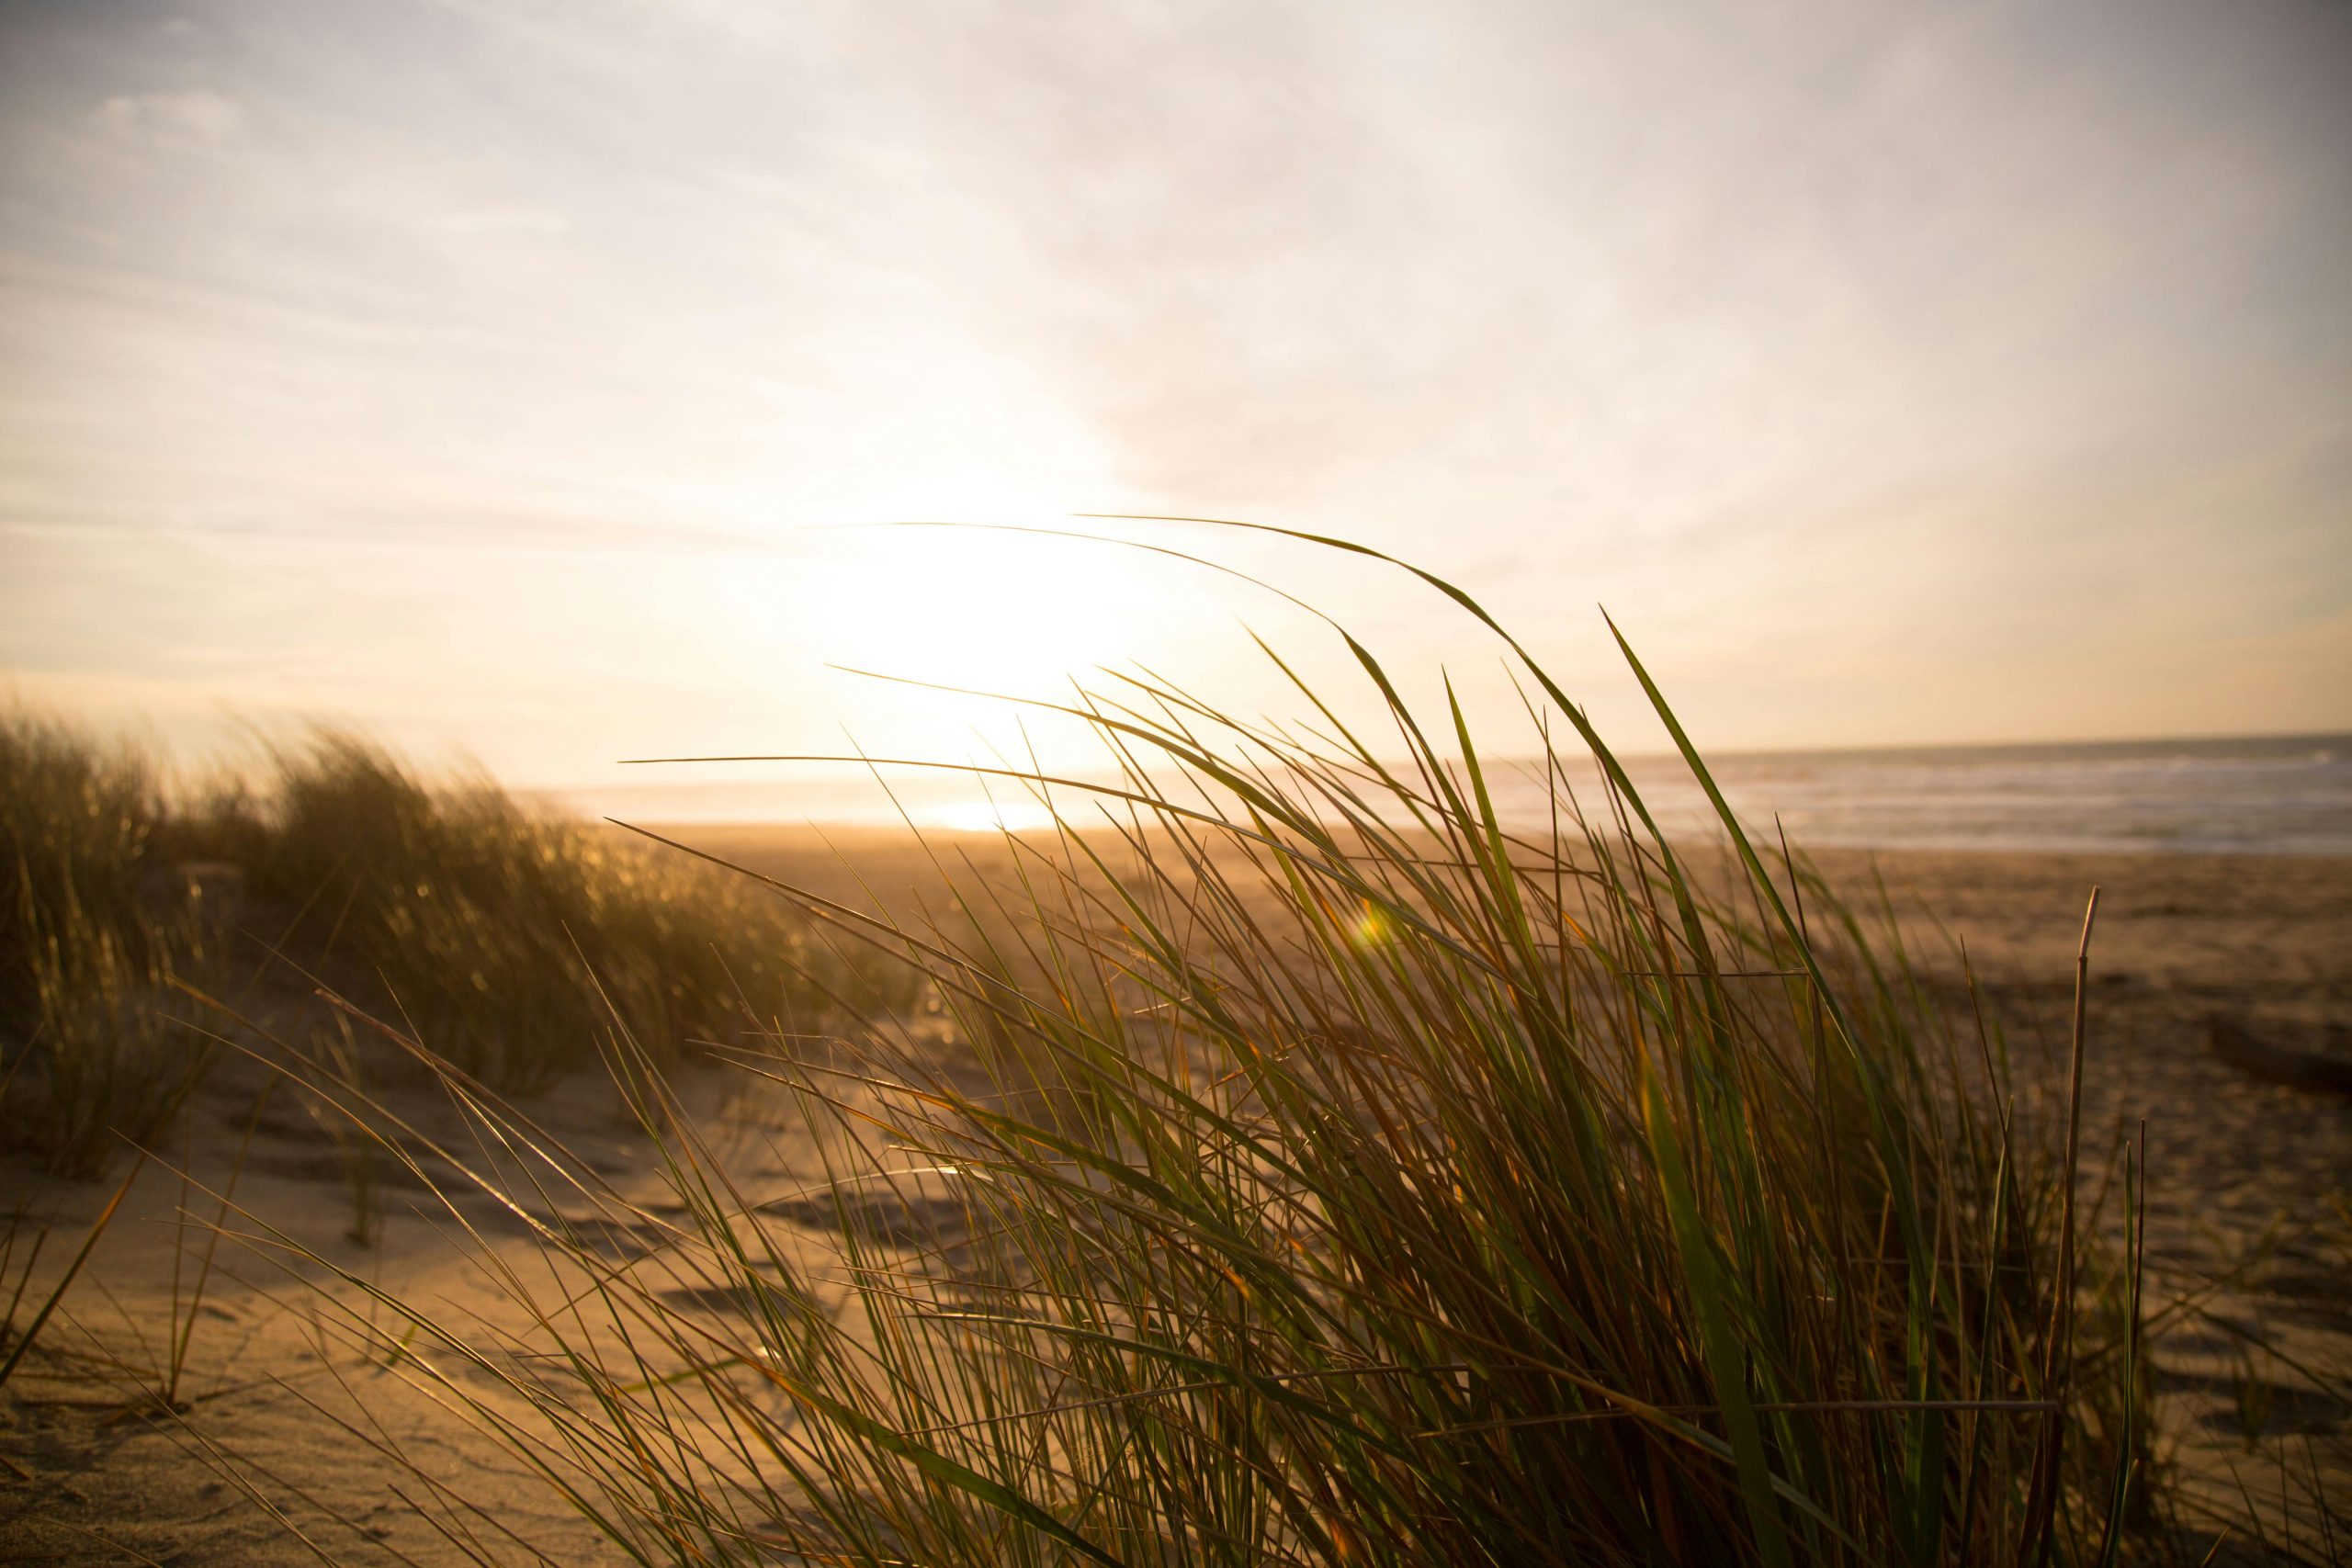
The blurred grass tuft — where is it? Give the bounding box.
[3,716,892,1177]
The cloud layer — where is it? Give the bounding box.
[3,0,2346,782]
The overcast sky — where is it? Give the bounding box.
[3,0,2347,796]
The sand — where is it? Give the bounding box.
[4,832,2347,1563]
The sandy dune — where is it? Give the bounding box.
[4,834,2346,1562]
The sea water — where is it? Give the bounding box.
[1537,734,2352,856]
[557,733,2352,857]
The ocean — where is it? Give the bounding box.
[1554,733,2352,856]
[552,733,2352,857]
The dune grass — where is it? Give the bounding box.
[0,715,219,1178]
[220,733,902,1091]
[267,535,2164,1564]
[1,719,893,1179]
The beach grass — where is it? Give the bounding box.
[0,715,219,1178]
[0,718,898,1175]
[221,731,904,1091]
[256,534,2169,1564]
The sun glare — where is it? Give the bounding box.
[807,516,1166,700]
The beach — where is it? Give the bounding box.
[3,830,2347,1563]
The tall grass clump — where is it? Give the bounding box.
[285,532,2154,1565]
[1,715,218,1177]
[6,714,887,1156]
[222,733,894,1091]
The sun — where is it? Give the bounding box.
[806,516,1162,700]
[779,507,1190,829]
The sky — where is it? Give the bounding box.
[3,0,2348,814]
